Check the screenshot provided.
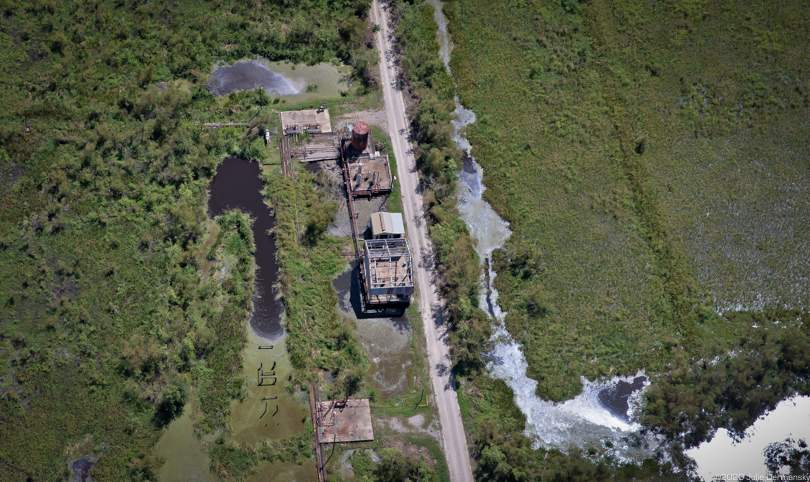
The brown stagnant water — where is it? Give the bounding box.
[208,157,283,339]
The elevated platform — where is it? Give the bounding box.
[290,133,340,162]
[347,155,392,194]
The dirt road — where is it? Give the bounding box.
[371,1,474,481]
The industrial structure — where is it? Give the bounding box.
[363,237,413,305]
[341,121,393,196]
[370,212,405,239]
[278,110,409,308]
[278,109,339,177]
[336,123,410,308]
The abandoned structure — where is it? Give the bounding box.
[278,109,340,172]
[276,110,406,308]
[341,122,393,196]
[370,212,405,239]
[279,108,332,134]
[363,237,413,305]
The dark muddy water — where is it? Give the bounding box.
[209,60,302,97]
[597,376,647,420]
[71,458,95,482]
[208,157,283,339]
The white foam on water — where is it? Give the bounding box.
[428,0,658,461]
[488,322,657,457]
[457,160,511,262]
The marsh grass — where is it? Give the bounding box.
[445,0,810,402]
[419,0,810,475]
[0,0,375,478]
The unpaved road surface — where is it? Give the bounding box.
[371,1,474,481]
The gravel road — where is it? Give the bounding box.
[371,2,474,481]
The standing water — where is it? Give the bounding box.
[208,157,284,339]
[428,0,656,459]
[208,58,351,102]
[157,158,312,480]
[686,395,810,480]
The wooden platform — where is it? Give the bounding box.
[280,109,332,133]
[316,399,374,443]
[290,133,340,162]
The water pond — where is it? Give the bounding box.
[686,395,810,480]
[209,58,351,102]
[208,157,283,339]
[156,158,314,480]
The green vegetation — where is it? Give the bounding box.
[264,164,368,393]
[371,126,403,215]
[445,0,810,401]
[209,431,313,481]
[393,0,490,374]
[0,0,374,478]
[196,212,256,434]
[349,447,440,481]
[394,0,810,478]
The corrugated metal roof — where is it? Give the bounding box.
[370,212,405,236]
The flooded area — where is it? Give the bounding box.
[231,333,310,445]
[208,157,283,339]
[333,261,414,398]
[157,157,315,480]
[429,0,657,460]
[488,337,659,460]
[686,395,810,480]
[208,58,351,102]
[229,330,310,445]
[155,397,218,482]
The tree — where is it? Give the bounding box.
[154,376,189,426]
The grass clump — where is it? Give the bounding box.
[209,431,313,481]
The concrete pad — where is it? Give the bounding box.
[317,399,374,443]
[280,109,332,133]
[347,155,393,193]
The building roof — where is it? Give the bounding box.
[370,212,405,237]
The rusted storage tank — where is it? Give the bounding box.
[351,121,369,152]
